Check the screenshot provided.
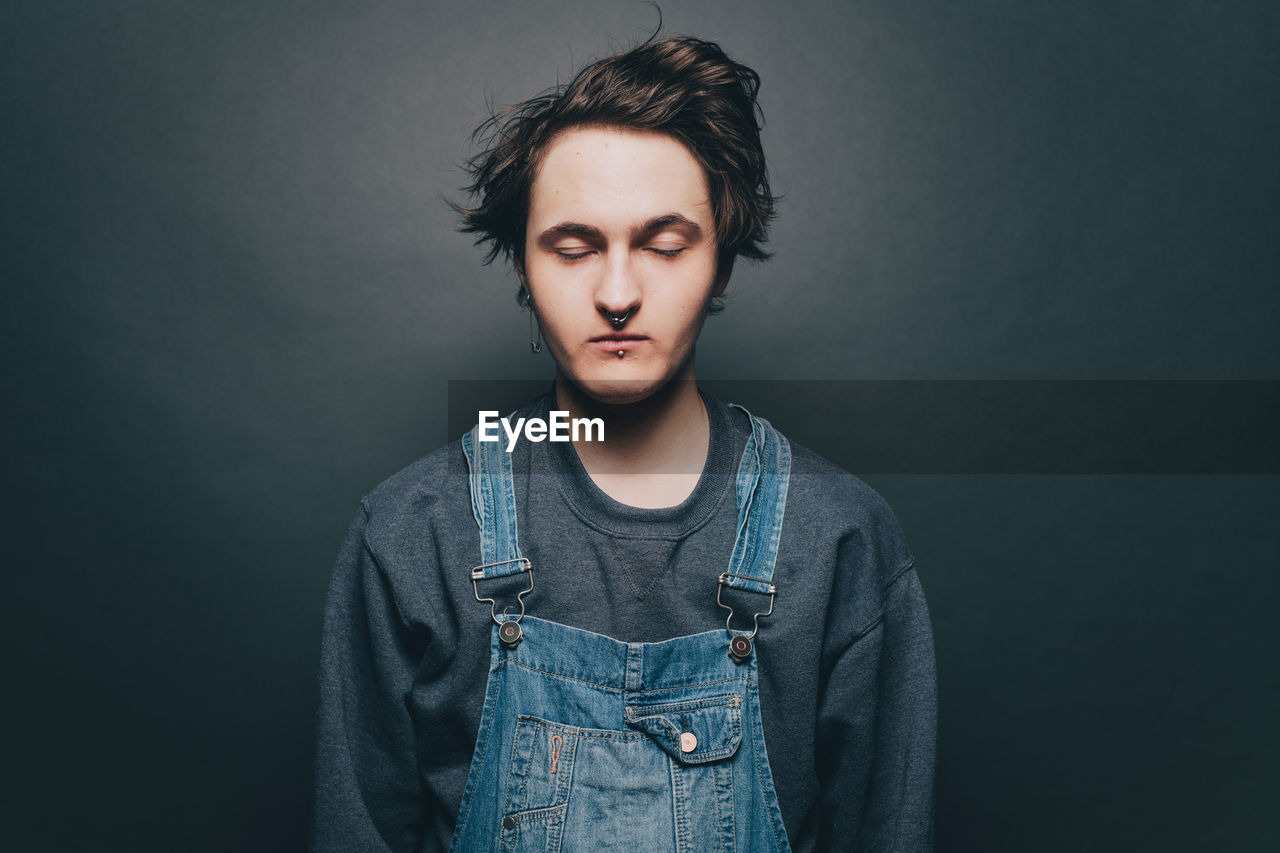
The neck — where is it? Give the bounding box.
[552,362,710,507]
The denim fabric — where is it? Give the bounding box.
[462,424,527,578]
[452,408,794,853]
[723,406,791,596]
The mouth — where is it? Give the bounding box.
[589,334,648,354]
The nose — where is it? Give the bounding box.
[594,252,641,328]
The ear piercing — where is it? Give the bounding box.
[522,289,542,354]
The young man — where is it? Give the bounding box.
[312,35,936,852]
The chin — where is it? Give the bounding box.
[564,371,668,407]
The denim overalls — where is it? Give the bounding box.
[450,405,794,853]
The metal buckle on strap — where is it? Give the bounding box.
[717,572,776,663]
[471,558,534,643]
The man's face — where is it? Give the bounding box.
[520,126,728,405]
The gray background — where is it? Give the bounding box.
[4,0,1277,850]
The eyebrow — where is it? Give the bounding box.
[535,214,703,246]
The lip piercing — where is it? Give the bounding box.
[616,350,625,358]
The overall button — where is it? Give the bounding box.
[502,816,516,831]
[498,621,522,647]
[729,634,752,662]
[680,731,698,753]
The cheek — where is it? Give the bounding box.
[524,259,572,308]
[671,265,719,314]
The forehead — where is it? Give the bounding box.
[528,127,712,230]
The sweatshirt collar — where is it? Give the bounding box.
[529,388,741,539]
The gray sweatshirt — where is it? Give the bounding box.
[311,390,936,852]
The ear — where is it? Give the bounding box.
[712,254,735,298]
[515,260,536,306]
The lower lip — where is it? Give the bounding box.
[591,339,646,354]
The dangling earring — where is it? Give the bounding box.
[521,289,543,354]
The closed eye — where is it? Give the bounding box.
[554,249,596,262]
[646,247,686,258]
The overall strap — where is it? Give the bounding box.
[461,422,528,580]
[723,404,792,593]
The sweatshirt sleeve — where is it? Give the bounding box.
[310,502,429,852]
[816,562,938,851]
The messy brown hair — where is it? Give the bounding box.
[452,34,776,305]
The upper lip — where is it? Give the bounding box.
[589,333,647,342]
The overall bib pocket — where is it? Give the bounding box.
[623,692,744,765]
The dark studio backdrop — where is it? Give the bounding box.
[4,1,1277,850]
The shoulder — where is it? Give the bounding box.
[775,427,916,589]
[792,442,910,555]
[716,399,914,585]
[349,389,551,560]
[356,438,474,563]
[776,434,922,648]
